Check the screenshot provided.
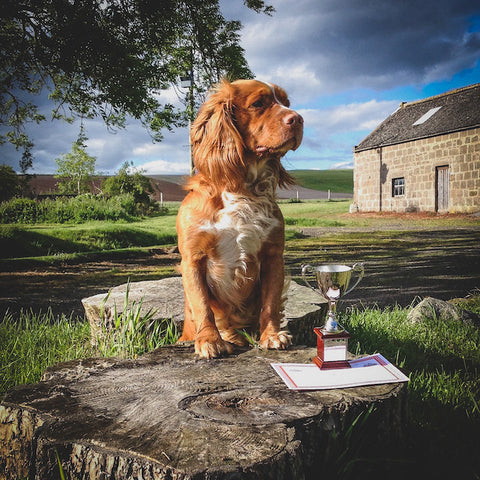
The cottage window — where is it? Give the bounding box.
[392,177,405,197]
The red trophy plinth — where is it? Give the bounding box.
[313,327,350,370]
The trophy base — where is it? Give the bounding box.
[313,327,351,370]
[313,356,351,370]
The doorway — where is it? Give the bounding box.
[435,165,449,212]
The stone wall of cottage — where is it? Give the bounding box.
[353,127,480,213]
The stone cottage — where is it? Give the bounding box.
[353,83,480,213]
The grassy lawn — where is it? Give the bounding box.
[1,198,479,478]
[0,306,179,395]
[157,169,354,193]
[0,211,178,260]
[290,169,353,193]
[281,198,480,229]
[340,300,480,478]
[2,199,478,262]
[1,295,479,478]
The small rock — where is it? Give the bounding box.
[407,297,480,327]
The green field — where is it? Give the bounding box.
[155,169,354,193]
[290,169,353,193]
[0,214,178,260]
[2,199,479,261]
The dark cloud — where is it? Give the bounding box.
[235,0,480,96]
[2,1,479,173]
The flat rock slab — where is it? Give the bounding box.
[0,345,406,480]
[82,277,328,346]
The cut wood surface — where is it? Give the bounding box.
[0,345,406,480]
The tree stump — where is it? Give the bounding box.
[0,345,406,480]
[82,277,328,347]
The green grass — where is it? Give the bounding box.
[2,298,479,478]
[290,169,353,193]
[339,301,480,478]
[95,283,179,358]
[0,303,179,396]
[0,197,479,477]
[1,199,479,262]
[281,199,350,227]
[0,215,178,259]
[154,170,354,193]
[0,309,92,394]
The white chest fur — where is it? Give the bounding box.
[200,191,280,304]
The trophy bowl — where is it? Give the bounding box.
[302,263,364,332]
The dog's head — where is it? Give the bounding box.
[190,79,304,191]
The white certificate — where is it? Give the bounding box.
[271,354,409,391]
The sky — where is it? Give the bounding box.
[2,0,480,175]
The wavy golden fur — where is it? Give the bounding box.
[176,79,303,358]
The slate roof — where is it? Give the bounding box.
[354,83,480,152]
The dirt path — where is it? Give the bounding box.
[0,227,479,319]
[0,250,181,319]
[289,226,480,310]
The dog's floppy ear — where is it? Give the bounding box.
[191,80,247,190]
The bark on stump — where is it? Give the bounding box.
[0,345,406,480]
[82,277,328,347]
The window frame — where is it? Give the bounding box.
[392,177,405,197]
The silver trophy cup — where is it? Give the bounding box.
[302,263,364,332]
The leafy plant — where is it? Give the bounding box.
[1,0,269,169]
[0,164,22,201]
[102,161,158,214]
[96,283,179,358]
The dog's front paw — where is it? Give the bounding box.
[260,330,292,350]
[195,328,234,359]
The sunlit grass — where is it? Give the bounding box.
[0,301,179,396]
[0,216,178,259]
[2,200,478,261]
[95,283,179,359]
[0,309,91,394]
[340,301,480,434]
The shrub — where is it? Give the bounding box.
[0,194,164,224]
[0,197,41,223]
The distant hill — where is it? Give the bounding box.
[153,170,354,194]
[149,175,188,185]
[289,169,353,193]
[22,170,353,202]
[24,174,186,202]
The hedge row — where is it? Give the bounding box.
[0,194,159,224]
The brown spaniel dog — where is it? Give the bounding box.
[176,79,304,358]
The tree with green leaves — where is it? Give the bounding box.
[55,130,96,195]
[0,164,21,201]
[0,0,273,172]
[102,161,155,207]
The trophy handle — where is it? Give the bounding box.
[301,264,317,291]
[344,263,364,296]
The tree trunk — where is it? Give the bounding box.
[0,345,406,480]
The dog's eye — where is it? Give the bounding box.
[250,100,264,108]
